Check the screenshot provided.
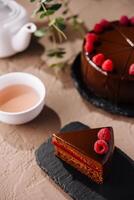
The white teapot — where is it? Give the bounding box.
[0,0,37,58]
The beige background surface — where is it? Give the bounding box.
[0,0,134,199]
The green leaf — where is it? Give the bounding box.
[41,10,55,17]
[47,48,66,58]
[39,6,61,18]
[49,4,62,11]
[40,4,62,17]
[35,5,44,14]
[55,17,66,31]
[49,62,65,68]
[41,0,53,3]
[40,12,46,19]
[30,0,36,2]
[32,2,62,17]
[34,28,48,37]
[46,10,55,15]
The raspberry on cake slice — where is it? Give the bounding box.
[52,127,114,184]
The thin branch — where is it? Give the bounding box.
[53,24,67,40]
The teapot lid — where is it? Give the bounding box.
[0,0,27,25]
[0,1,11,21]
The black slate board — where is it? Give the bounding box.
[35,122,134,200]
[71,53,134,117]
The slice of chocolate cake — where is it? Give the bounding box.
[52,127,114,184]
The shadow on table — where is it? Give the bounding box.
[64,23,88,42]
[44,65,75,90]
[11,37,45,60]
[0,106,61,150]
[1,36,45,72]
[66,147,134,200]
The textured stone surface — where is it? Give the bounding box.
[0,0,134,199]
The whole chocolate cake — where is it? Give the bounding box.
[81,16,134,105]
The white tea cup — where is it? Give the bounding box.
[0,72,46,125]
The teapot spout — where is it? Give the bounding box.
[12,23,37,52]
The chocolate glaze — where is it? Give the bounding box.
[81,20,134,105]
[53,127,114,166]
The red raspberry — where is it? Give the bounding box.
[129,64,134,75]
[119,15,129,25]
[94,139,109,155]
[93,23,103,33]
[100,19,110,28]
[98,128,111,142]
[92,53,105,66]
[85,33,98,43]
[102,59,113,72]
[130,17,134,25]
[84,42,94,53]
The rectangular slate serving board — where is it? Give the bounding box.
[35,122,134,200]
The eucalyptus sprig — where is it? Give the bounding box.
[31,0,66,40]
[30,0,85,69]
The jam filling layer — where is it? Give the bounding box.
[52,138,101,173]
